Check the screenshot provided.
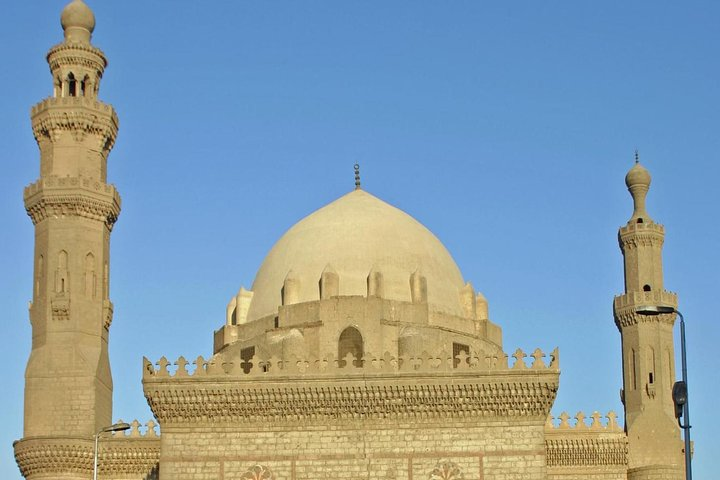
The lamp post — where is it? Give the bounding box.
[636,305,691,480]
[93,422,130,480]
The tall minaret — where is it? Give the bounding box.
[613,159,684,478]
[15,1,120,477]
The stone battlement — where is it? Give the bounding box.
[106,419,160,439]
[613,290,677,311]
[32,96,116,118]
[144,347,559,379]
[546,411,622,431]
[545,411,628,470]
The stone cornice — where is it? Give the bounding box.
[618,222,665,251]
[13,434,159,478]
[47,41,107,70]
[145,374,559,426]
[24,176,121,228]
[31,97,118,152]
[545,436,628,468]
[143,349,559,425]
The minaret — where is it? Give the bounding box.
[613,159,684,478]
[15,1,120,477]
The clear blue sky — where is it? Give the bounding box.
[2,1,718,478]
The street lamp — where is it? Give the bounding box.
[93,422,130,480]
[636,305,692,480]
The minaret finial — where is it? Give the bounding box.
[634,149,639,164]
[354,163,361,190]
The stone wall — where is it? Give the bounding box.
[160,420,547,480]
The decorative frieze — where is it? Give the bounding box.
[613,291,678,328]
[31,97,118,153]
[47,41,107,70]
[545,411,628,468]
[24,176,121,228]
[618,222,665,252]
[14,421,160,479]
[143,349,559,425]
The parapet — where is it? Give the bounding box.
[545,411,628,470]
[143,348,559,426]
[143,347,559,379]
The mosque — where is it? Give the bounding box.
[13,1,688,479]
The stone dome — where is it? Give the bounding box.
[625,162,651,189]
[61,0,95,34]
[246,189,467,322]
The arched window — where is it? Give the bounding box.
[67,73,77,97]
[338,326,363,367]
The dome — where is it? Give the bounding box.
[61,0,95,35]
[625,162,651,189]
[246,189,467,322]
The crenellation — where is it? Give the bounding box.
[546,411,622,432]
[144,347,559,380]
[31,96,116,117]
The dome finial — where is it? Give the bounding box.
[354,163,361,190]
[60,0,96,44]
[624,152,653,223]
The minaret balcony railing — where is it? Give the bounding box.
[32,96,116,117]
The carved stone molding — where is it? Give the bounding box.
[144,374,559,425]
[47,41,107,70]
[613,291,678,329]
[31,97,118,155]
[48,50,106,74]
[14,435,160,479]
[545,436,628,467]
[24,178,121,228]
[14,437,91,477]
[619,234,665,251]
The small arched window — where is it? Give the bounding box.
[643,284,652,292]
[338,326,364,367]
[67,73,77,97]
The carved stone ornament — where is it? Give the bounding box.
[429,461,464,480]
[240,464,276,480]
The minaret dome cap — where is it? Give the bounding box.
[60,0,95,38]
[625,161,651,189]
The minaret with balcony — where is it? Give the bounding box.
[14,1,121,477]
[613,159,684,479]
